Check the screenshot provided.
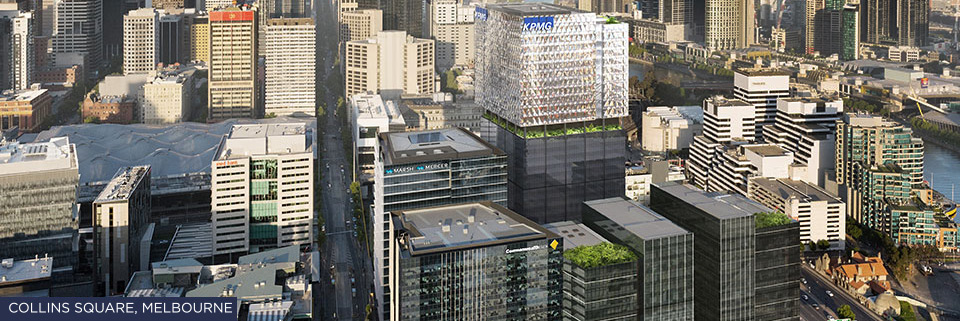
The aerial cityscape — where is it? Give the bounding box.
[0,0,959,320]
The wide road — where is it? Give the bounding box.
[313,0,373,319]
[800,266,884,321]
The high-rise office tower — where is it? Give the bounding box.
[703,0,751,49]
[339,9,381,43]
[210,123,315,260]
[659,0,693,24]
[0,16,9,91]
[814,5,842,56]
[94,165,151,295]
[208,6,258,120]
[687,96,756,190]
[733,68,791,136]
[805,0,824,54]
[835,114,924,233]
[581,198,695,320]
[263,17,315,117]
[374,128,508,320]
[841,3,860,60]
[764,96,843,186]
[7,11,34,91]
[476,3,628,224]
[426,0,475,70]
[158,11,182,64]
[52,0,102,77]
[650,182,759,321]
[123,8,159,75]
[753,212,801,321]
[188,14,208,63]
[861,0,928,46]
[390,202,563,320]
[0,137,79,282]
[382,0,421,37]
[344,30,434,98]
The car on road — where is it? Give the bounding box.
[801,278,807,284]
[812,303,819,310]
[825,290,833,297]
[802,294,808,301]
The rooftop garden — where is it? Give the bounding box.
[563,242,637,269]
[755,211,793,229]
[482,112,622,138]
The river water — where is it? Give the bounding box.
[925,141,960,202]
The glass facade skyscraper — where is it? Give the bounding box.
[755,221,801,321]
[581,198,695,321]
[650,183,761,321]
[475,3,628,224]
[390,202,562,320]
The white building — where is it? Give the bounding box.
[426,0,475,70]
[52,0,103,77]
[210,123,314,258]
[887,46,920,62]
[711,143,794,194]
[6,11,34,91]
[641,106,702,152]
[764,96,843,186]
[749,177,846,250]
[688,96,756,189]
[633,19,689,43]
[339,9,381,43]
[704,0,752,49]
[123,8,159,75]
[733,68,790,136]
[350,93,405,180]
[142,65,197,124]
[264,18,316,117]
[344,31,435,98]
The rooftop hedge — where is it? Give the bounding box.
[755,211,793,229]
[563,242,637,269]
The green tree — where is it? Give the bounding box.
[808,241,817,251]
[837,304,856,320]
[899,301,916,321]
[847,224,863,240]
[817,239,832,251]
[83,116,100,124]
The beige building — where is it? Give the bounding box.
[123,8,160,75]
[641,106,702,152]
[633,19,690,43]
[705,0,753,49]
[94,166,151,295]
[264,18,316,116]
[142,65,197,124]
[749,177,846,250]
[345,31,434,98]
[399,97,483,132]
[188,15,209,63]
[426,0,475,70]
[208,6,257,120]
[339,9,382,43]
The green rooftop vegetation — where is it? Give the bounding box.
[563,242,637,269]
[755,211,793,229]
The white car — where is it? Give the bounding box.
[826,290,834,297]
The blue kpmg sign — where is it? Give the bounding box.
[0,297,238,321]
[475,7,488,21]
[523,16,554,32]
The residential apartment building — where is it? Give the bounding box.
[582,197,695,320]
[374,128,507,320]
[733,68,791,135]
[749,177,846,249]
[210,123,314,260]
[0,137,79,282]
[123,8,160,75]
[142,65,197,124]
[94,165,151,295]
[5,11,33,91]
[52,0,102,77]
[264,17,315,116]
[208,6,257,120]
[426,0,475,70]
[344,30,435,98]
[476,3,628,224]
[390,202,562,320]
[763,96,843,186]
[349,94,405,180]
[641,106,702,152]
[650,182,760,321]
[687,96,756,190]
[0,86,51,131]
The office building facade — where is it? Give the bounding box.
[374,128,507,320]
[476,3,628,224]
[426,0,475,70]
[7,11,33,91]
[749,177,846,250]
[703,0,752,49]
[390,202,562,320]
[0,137,79,282]
[142,65,196,124]
[94,165,151,295]
[382,0,421,37]
[210,123,314,259]
[582,198,695,320]
[754,217,801,321]
[733,68,791,135]
[860,0,928,47]
[350,93,405,179]
[123,8,159,75]
[641,106,702,152]
[841,4,859,60]
[52,0,102,77]
[344,31,434,98]
[687,96,756,190]
[158,11,182,64]
[188,15,208,63]
[339,9,382,43]
[208,6,258,120]
[0,86,51,131]
[764,96,843,186]
[650,182,758,321]
[264,17,316,116]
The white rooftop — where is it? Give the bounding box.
[218,123,311,160]
[396,202,551,255]
[542,221,607,248]
[95,165,150,203]
[0,88,47,102]
[0,256,53,285]
[352,94,405,126]
[0,137,77,176]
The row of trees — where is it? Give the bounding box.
[843,97,891,116]
[629,70,688,106]
[910,117,960,149]
[806,240,834,251]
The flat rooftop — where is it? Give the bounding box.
[735,68,791,77]
[0,256,53,285]
[394,202,555,255]
[542,221,606,248]
[152,258,204,275]
[707,96,752,107]
[0,88,46,102]
[0,137,77,175]
[238,245,300,265]
[380,127,502,166]
[95,165,150,203]
[744,144,791,157]
[352,94,405,125]
[164,222,214,261]
[486,3,580,16]
[584,198,690,240]
[750,177,841,203]
[218,123,313,160]
[655,182,772,220]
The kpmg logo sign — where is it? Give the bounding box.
[523,16,554,32]
[475,7,488,21]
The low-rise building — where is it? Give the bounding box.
[34,64,82,87]
[0,256,53,297]
[641,106,702,152]
[0,86,51,132]
[748,177,846,250]
[887,46,920,62]
[83,93,137,123]
[833,253,890,295]
[398,96,483,132]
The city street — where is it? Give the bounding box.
[800,266,884,321]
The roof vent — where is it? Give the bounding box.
[463,225,469,235]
